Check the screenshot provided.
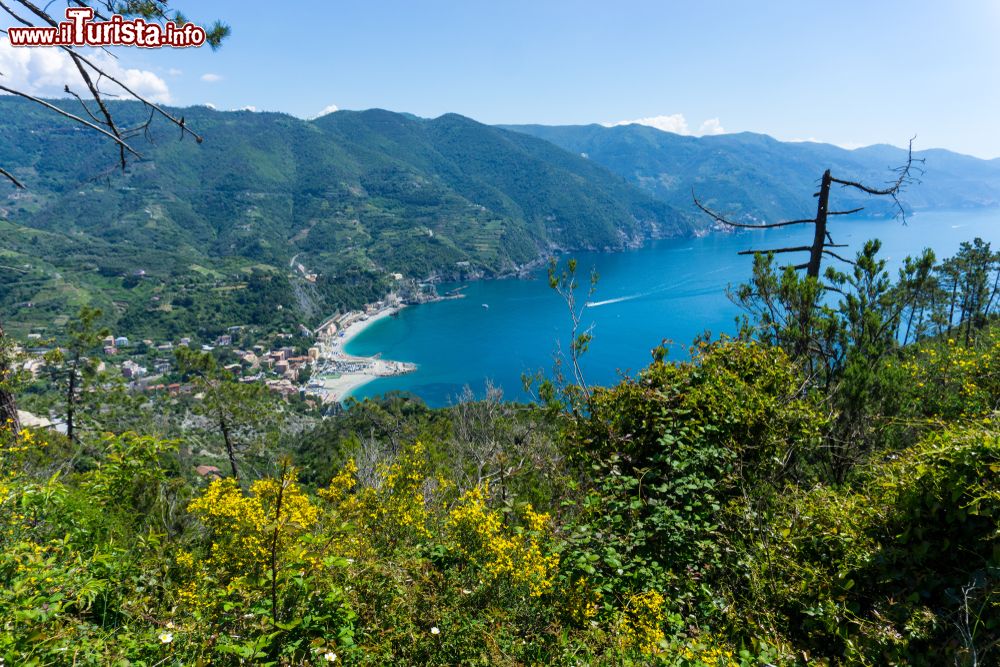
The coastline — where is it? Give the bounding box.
[337,305,402,349]
[311,304,416,403]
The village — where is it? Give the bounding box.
[15,295,421,419]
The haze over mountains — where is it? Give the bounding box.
[503,123,1000,222]
[2,98,999,338]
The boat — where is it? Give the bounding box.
[481,303,489,309]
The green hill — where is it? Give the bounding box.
[0,100,693,338]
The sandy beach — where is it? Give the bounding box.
[331,305,403,350]
[312,304,415,403]
[319,372,381,403]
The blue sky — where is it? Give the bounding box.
[4,1,1000,157]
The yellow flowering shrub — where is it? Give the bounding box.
[188,469,318,577]
[616,589,667,655]
[675,634,739,666]
[523,503,551,532]
[318,442,446,553]
[0,424,48,474]
[899,330,1000,418]
[447,483,559,598]
[174,550,195,569]
[561,575,601,626]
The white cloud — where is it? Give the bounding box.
[697,118,726,135]
[237,105,256,112]
[0,42,170,103]
[604,113,689,134]
[167,68,183,77]
[310,103,339,119]
[200,72,223,83]
[603,113,727,137]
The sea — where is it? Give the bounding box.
[346,209,1000,407]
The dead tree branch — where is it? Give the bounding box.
[694,139,921,280]
[0,84,143,159]
[0,167,25,189]
[0,0,222,187]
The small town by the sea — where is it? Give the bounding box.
[12,287,456,429]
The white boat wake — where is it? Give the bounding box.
[585,265,736,308]
[586,293,644,307]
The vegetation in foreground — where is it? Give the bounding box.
[0,237,999,666]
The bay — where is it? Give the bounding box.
[346,209,1000,407]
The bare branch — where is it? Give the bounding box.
[64,85,105,125]
[0,0,34,28]
[65,47,205,144]
[0,84,143,160]
[693,191,815,229]
[0,166,25,189]
[828,207,865,216]
[829,137,924,221]
[65,49,129,169]
[822,249,857,265]
[738,246,813,256]
[0,2,125,161]
[11,0,134,171]
[0,0,212,187]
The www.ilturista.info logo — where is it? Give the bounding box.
[7,7,206,48]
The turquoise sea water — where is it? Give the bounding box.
[347,210,1000,407]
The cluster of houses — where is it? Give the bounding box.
[249,345,320,378]
[15,323,332,406]
[16,289,435,412]
[102,335,131,356]
[93,328,324,400]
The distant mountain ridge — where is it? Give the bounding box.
[500,123,1000,222]
[0,100,691,337]
[3,100,999,340]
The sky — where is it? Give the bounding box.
[2,0,1000,157]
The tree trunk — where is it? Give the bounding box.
[66,362,77,444]
[948,278,958,331]
[985,264,1000,317]
[959,288,970,346]
[904,303,916,346]
[0,321,18,433]
[219,408,240,480]
[807,170,832,279]
[793,170,832,359]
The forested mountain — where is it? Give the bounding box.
[5,100,1000,341]
[503,123,1000,222]
[0,99,691,336]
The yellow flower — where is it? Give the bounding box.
[187,469,318,577]
[174,550,195,569]
[617,590,666,655]
[523,503,551,532]
[447,484,558,597]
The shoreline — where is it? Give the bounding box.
[337,305,402,350]
[310,303,416,403]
